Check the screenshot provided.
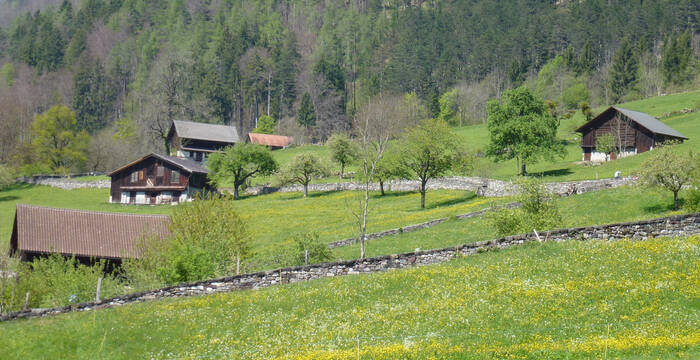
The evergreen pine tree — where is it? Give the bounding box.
[608,38,639,103]
[297,92,316,129]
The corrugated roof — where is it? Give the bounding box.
[613,107,688,139]
[108,153,208,176]
[247,133,293,147]
[10,205,170,259]
[172,120,240,143]
[576,106,688,139]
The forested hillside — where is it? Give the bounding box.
[0,0,698,174]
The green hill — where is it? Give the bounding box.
[1,236,698,359]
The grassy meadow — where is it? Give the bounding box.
[1,236,698,359]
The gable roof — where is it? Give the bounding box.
[247,133,293,148]
[171,120,240,144]
[10,205,170,260]
[576,106,688,139]
[108,153,208,176]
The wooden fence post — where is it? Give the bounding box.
[95,277,103,302]
[23,292,29,311]
[305,250,309,266]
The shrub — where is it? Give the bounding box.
[489,178,562,237]
[0,164,14,190]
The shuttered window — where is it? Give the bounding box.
[171,170,180,184]
[130,172,138,183]
[157,166,164,177]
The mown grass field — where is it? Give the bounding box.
[332,185,691,259]
[0,184,495,252]
[1,236,698,359]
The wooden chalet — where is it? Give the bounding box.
[109,153,210,205]
[167,120,240,162]
[247,133,293,150]
[9,204,170,263]
[576,106,688,162]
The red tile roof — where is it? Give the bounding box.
[247,133,293,148]
[10,205,170,260]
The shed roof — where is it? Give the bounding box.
[576,106,688,139]
[247,133,293,148]
[9,205,170,260]
[171,120,240,144]
[108,153,208,176]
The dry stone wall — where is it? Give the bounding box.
[18,174,109,190]
[3,212,698,322]
[246,176,637,198]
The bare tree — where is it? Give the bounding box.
[351,95,406,259]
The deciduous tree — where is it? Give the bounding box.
[279,153,330,197]
[207,144,279,199]
[486,86,566,175]
[30,105,89,172]
[327,133,359,179]
[638,143,695,210]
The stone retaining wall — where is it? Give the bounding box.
[18,174,110,190]
[246,176,636,198]
[3,212,698,322]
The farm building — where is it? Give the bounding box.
[109,153,210,204]
[167,120,240,162]
[9,204,170,263]
[247,133,293,150]
[576,106,688,162]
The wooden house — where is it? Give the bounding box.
[576,106,687,162]
[167,120,240,163]
[247,133,293,150]
[9,204,170,263]
[109,153,209,205]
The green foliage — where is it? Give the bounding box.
[291,232,333,265]
[207,144,278,199]
[638,143,696,210]
[279,152,330,197]
[297,92,316,129]
[437,89,459,125]
[489,178,562,237]
[1,254,122,311]
[608,38,640,103]
[661,30,695,88]
[72,57,116,133]
[30,105,89,172]
[327,133,359,178]
[561,82,589,109]
[594,133,617,160]
[0,62,15,86]
[486,87,566,175]
[252,115,276,134]
[536,56,565,97]
[125,196,251,285]
[399,119,465,208]
[0,164,13,190]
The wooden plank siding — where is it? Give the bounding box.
[111,157,190,204]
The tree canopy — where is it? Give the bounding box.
[327,133,359,179]
[486,87,566,175]
[207,144,279,199]
[279,153,330,197]
[30,105,89,173]
[638,144,696,210]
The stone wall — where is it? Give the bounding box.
[3,212,698,322]
[18,174,110,190]
[245,176,637,198]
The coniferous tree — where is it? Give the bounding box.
[608,38,639,103]
[297,92,316,129]
[662,31,694,87]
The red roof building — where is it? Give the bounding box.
[247,133,293,150]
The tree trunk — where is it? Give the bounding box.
[420,180,427,209]
[521,163,527,175]
[674,190,679,210]
[380,181,385,196]
[303,183,308,197]
[340,163,344,179]
[233,185,239,200]
[359,179,370,259]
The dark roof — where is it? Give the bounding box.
[577,106,688,139]
[172,120,240,144]
[10,205,170,259]
[108,153,208,176]
[247,133,293,147]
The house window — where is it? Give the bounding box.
[171,170,180,183]
[157,166,164,177]
[130,172,138,183]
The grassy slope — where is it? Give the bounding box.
[1,236,698,359]
[456,90,700,181]
[332,185,691,259]
[0,184,494,251]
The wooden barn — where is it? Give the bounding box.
[167,120,240,163]
[576,106,688,162]
[9,204,170,263]
[109,153,210,205]
[247,133,293,150]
